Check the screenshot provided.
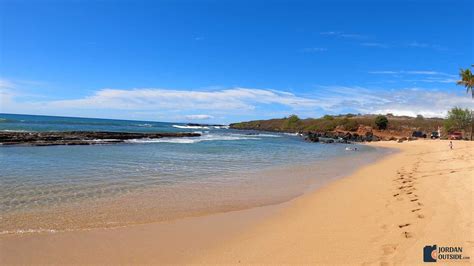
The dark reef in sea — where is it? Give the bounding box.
[186,123,226,127]
[0,131,201,146]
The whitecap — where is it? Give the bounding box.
[0,129,29,132]
[213,125,230,129]
[172,125,210,129]
[136,123,152,127]
[125,134,260,144]
[256,133,281,137]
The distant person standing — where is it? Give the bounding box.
[449,141,453,150]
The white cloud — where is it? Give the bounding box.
[0,78,16,89]
[185,114,213,120]
[316,86,473,117]
[46,87,322,111]
[2,82,472,121]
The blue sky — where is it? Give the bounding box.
[0,0,473,123]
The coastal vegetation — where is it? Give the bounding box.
[444,107,472,134]
[230,113,444,138]
[457,66,474,98]
[232,65,474,141]
[454,65,474,140]
[374,115,388,130]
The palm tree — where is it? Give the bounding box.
[456,65,474,140]
[457,66,474,98]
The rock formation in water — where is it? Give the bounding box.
[0,131,201,146]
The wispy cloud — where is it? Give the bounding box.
[368,70,459,84]
[320,31,367,39]
[369,70,457,78]
[368,71,399,74]
[320,31,450,52]
[405,41,447,51]
[312,86,472,118]
[45,88,322,111]
[0,78,16,89]
[2,82,472,120]
[360,42,389,48]
[185,114,213,120]
[301,47,327,53]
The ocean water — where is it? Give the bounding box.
[0,113,389,234]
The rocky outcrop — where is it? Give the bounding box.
[186,123,226,127]
[0,131,201,146]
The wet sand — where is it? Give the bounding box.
[1,140,472,264]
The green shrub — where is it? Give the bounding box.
[341,118,359,131]
[415,114,424,121]
[444,107,471,133]
[283,114,301,130]
[375,115,388,130]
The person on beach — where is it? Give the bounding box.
[449,141,453,150]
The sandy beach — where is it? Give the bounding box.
[1,140,472,264]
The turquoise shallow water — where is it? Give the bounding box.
[0,113,386,234]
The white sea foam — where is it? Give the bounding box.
[283,132,302,136]
[172,125,210,129]
[136,123,153,127]
[126,134,260,144]
[213,125,229,129]
[256,133,281,137]
[173,125,229,129]
[0,228,58,235]
[0,129,29,132]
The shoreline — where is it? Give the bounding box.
[1,140,472,264]
[0,143,388,236]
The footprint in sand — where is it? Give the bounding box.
[382,244,398,255]
[403,231,413,238]
[398,223,410,228]
[393,193,400,197]
[418,214,425,219]
[411,208,421,212]
[410,199,418,202]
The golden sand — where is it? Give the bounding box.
[1,140,472,264]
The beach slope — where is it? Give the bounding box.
[0,140,472,264]
[194,140,473,264]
